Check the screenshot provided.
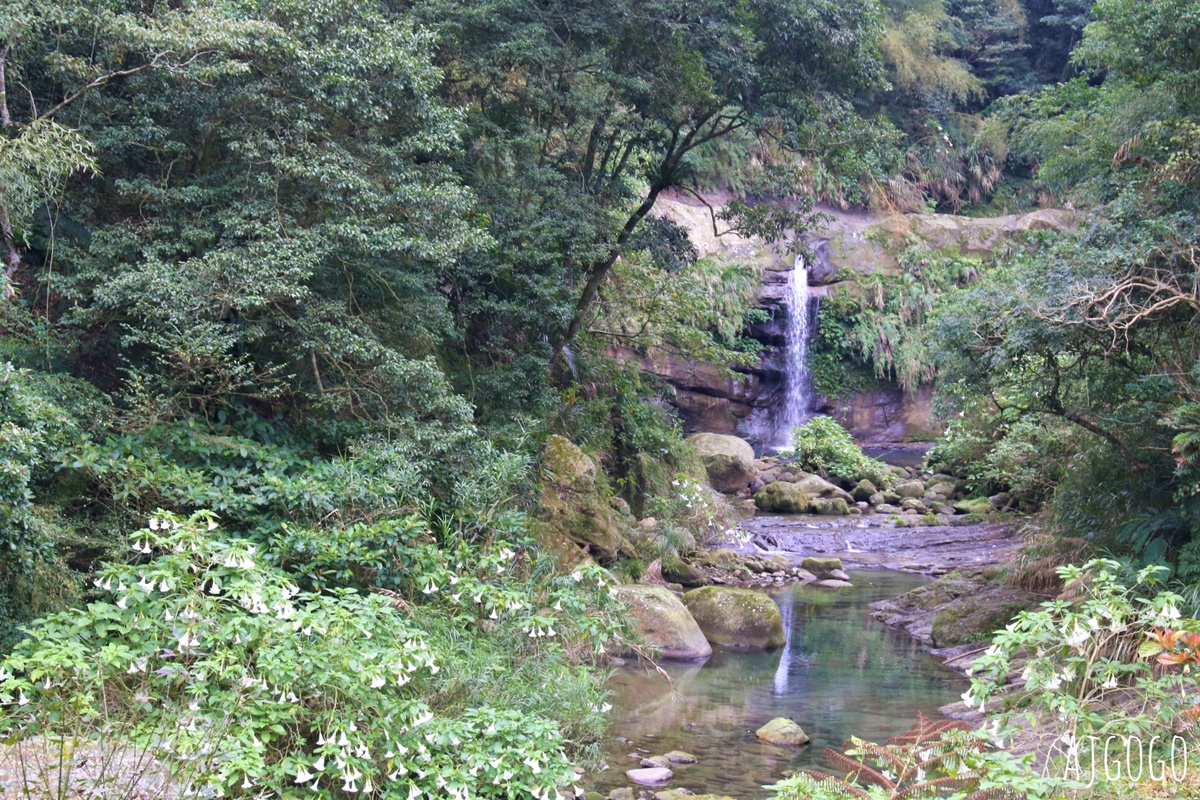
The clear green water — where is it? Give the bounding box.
[591,570,967,799]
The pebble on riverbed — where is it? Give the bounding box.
[626,766,673,785]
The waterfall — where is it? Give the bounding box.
[775,255,816,448]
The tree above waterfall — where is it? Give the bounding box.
[412,0,889,384]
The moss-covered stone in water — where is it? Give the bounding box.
[755,717,810,746]
[613,585,712,660]
[681,586,785,649]
[852,479,878,501]
[800,557,843,577]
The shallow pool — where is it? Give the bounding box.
[590,570,967,799]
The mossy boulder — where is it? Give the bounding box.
[852,479,878,502]
[811,497,850,515]
[681,586,785,649]
[894,480,926,499]
[613,585,712,660]
[687,432,755,493]
[931,591,1040,647]
[753,481,810,513]
[794,474,854,503]
[535,436,636,564]
[662,558,709,587]
[900,498,927,512]
[755,717,810,746]
[928,481,957,499]
[801,557,843,578]
[699,547,742,569]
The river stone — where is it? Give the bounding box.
[687,433,755,493]
[867,492,885,506]
[755,717,810,746]
[627,767,673,785]
[609,789,635,800]
[817,579,853,589]
[681,586,785,649]
[829,568,850,581]
[795,474,854,503]
[800,557,843,577]
[701,547,741,569]
[900,498,927,512]
[640,755,672,768]
[851,479,878,502]
[767,554,791,571]
[664,750,698,764]
[753,481,810,513]
[662,558,708,587]
[894,480,926,499]
[613,585,712,660]
[812,497,850,515]
[928,481,956,499]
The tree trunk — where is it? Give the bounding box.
[0,205,20,299]
[553,181,667,356]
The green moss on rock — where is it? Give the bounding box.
[681,586,785,649]
[754,481,810,513]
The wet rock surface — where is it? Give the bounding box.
[740,516,1019,576]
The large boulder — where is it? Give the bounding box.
[794,474,855,503]
[894,480,926,499]
[535,435,636,563]
[614,585,712,660]
[755,718,810,746]
[681,586,785,649]
[753,481,810,513]
[688,433,756,493]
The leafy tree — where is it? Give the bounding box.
[413,0,887,383]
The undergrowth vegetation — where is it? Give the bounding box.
[790,417,893,487]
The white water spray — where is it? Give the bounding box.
[774,255,815,448]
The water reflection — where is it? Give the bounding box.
[592,570,967,799]
[773,588,794,696]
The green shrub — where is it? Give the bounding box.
[0,512,621,799]
[790,417,891,486]
[967,560,1196,762]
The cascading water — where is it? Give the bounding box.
[774,255,817,448]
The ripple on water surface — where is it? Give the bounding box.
[591,570,967,799]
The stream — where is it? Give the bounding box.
[592,569,968,799]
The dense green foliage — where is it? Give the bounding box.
[790,417,892,487]
[1,0,1198,793]
[0,0,898,791]
[928,0,1200,578]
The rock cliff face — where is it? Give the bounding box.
[638,190,1077,444]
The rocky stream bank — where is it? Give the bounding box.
[564,430,1046,800]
